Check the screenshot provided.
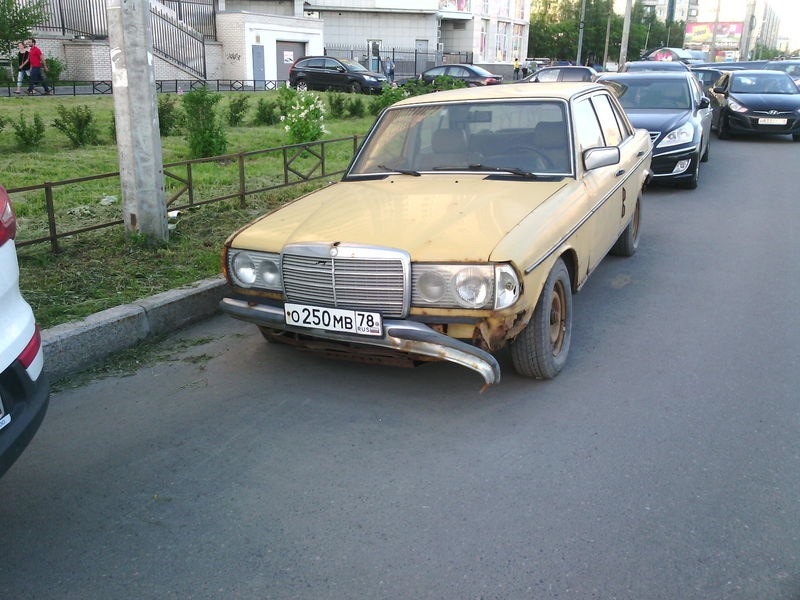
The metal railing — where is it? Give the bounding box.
[10,136,362,253]
[1,80,288,97]
[150,3,207,79]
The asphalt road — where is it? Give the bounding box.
[2,133,799,599]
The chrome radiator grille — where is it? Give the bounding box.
[281,244,410,318]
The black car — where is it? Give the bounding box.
[288,56,388,94]
[618,60,690,73]
[418,64,503,86]
[598,71,712,189]
[518,65,597,83]
[708,70,800,141]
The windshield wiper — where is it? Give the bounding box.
[378,165,421,177]
[432,164,538,178]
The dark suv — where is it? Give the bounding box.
[288,56,388,94]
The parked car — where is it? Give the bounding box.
[618,60,690,72]
[418,64,503,87]
[598,71,712,189]
[641,47,704,64]
[219,83,651,386]
[762,60,800,85]
[708,70,800,141]
[0,186,49,477]
[518,65,597,83]
[691,66,737,95]
[288,56,388,94]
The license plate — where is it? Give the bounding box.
[285,303,383,336]
[758,117,787,125]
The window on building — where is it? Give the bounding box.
[496,21,509,61]
[512,24,524,58]
[480,19,489,59]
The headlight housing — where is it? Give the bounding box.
[412,263,520,310]
[363,76,377,82]
[227,249,282,291]
[728,98,748,113]
[656,121,694,148]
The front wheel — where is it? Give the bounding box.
[680,157,700,189]
[793,133,800,142]
[347,81,362,94]
[717,115,730,140]
[510,258,572,379]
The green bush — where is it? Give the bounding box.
[253,98,279,125]
[44,57,66,85]
[157,94,183,136]
[51,104,101,147]
[11,111,46,149]
[226,95,250,126]
[281,91,328,144]
[345,95,366,118]
[327,92,347,119]
[276,84,299,115]
[430,75,467,91]
[368,85,410,115]
[181,86,228,158]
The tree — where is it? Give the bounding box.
[0,0,49,60]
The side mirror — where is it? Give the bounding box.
[712,85,725,94]
[583,146,620,171]
[699,96,710,109]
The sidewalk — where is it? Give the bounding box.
[41,276,229,381]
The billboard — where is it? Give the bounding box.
[684,22,743,49]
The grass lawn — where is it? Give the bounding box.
[0,90,378,328]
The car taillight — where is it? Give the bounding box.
[19,324,42,370]
[0,186,16,246]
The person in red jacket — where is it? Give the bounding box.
[26,38,53,95]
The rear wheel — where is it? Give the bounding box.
[510,258,572,379]
[611,195,641,257]
[295,79,309,92]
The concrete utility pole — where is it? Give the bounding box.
[619,0,633,66]
[576,0,587,65]
[107,0,167,244]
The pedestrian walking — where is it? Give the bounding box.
[26,38,53,96]
[14,41,30,94]
[383,56,395,83]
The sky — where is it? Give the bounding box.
[612,0,800,50]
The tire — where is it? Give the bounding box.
[510,258,572,379]
[700,138,710,162]
[793,134,800,142]
[348,81,362,94]
[717,115,730,140]
[295,79,309,92]
[680,157,700,190]
[610,195,641,257]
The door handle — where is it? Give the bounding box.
[615,169,626,177]
[637,151,645,157]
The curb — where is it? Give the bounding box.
[41,277,230,382]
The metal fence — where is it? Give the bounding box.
[150,4,207,79]
[30,0,216,40]
[10,136,362,253]
[1,79,288,97]
[325,45,474,79]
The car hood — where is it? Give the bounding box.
[625,108,691,133]
[730,93,800,111]
[230,176,569,262]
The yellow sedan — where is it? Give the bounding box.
[221,83,652,387]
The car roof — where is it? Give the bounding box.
[598,71,692,80]
[391,81,605,106]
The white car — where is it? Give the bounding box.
[0,186,49,477]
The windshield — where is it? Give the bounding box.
[340,58,369,73]
[349,100,572,176]
[605,79,691,110]
[731,73,799,94]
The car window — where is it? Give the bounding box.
[562,69,590,82]
[340,58,368,72]
[536,69,559,82]
[305,58,325,68]
[426,66,447,78]
[731,73,797,94]
[606,79,690,109]
[323,58,340,70]
[590,94,623,145]
[572,98,605,153]
[448,66,471,78]
[349,100,571,175]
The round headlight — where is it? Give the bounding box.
[454,267,491,308]
[232,252,257,285]
[260,260,281,287]
[418,271,447,302]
